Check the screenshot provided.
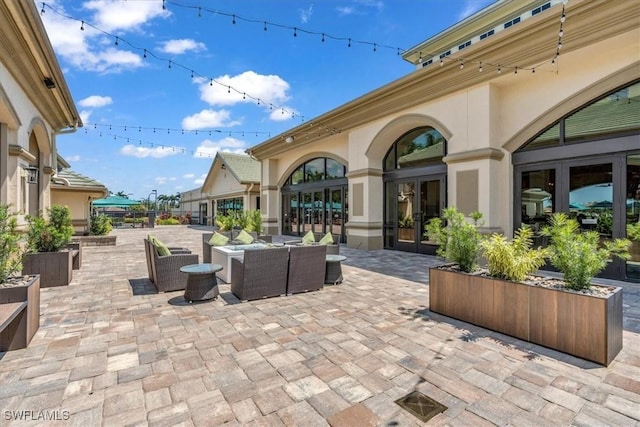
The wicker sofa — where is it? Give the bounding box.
[283,232,340,255]
[287,245,327,294]
[144,238,199,292]
[230,247,289,301]
[202,230,272,263]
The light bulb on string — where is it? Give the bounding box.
[198,7,201,17]
[348,38,351,48]
[532,68,536,74]
[40,2,45,15]
[143,49,147,58]
[459,60,464,70]
[168,60,172,69]
[321,33,325,43]
[559,29,564,37]
[373,44,377,53]
[264,21,267,31]
[115,36,119,46]
[440,59,444,67]
[479,62,483,72]
[514,66,518,75]
[497,65,502,74]
[232,14,236,24]
[80,21,84,31]
[293,27,297,37]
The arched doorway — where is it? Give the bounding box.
[281,157,348,242]
[383,126,447,254]
[513,80,640,281]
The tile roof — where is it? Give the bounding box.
[218,152,260,183]
[54,168,108,191]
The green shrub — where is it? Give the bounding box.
[627,222,640,241]
[246,210,263,234]
[215,214,235,231]
[157,217,180,225]
[540,213,630,290]
[481,226,548,282]
[427,206,484,273]
[0,204,24,283]
[26,205,73,253]
[90,214,112,236]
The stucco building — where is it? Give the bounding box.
[249,0,639,281]
[0,0,81,222]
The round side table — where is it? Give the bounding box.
[180,263,223,302]
[325,255,347,285]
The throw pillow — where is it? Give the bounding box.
[235,229,254,245]
[318,232,334,245]
[152,237,171,256]
[208,232,229,246]
[301,230,315,244]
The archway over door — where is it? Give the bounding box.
[281,157,348,243]
[513,79,640,281]
[382,126,448,254]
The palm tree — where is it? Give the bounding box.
[116,191,129,198]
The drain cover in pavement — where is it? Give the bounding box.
[395,391,447,422]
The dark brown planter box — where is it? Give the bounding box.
[429,266,623,366]
[22,251,73,288]
[65,242,82,270]
[0,275,40,350]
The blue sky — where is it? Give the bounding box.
[40,0,494,202]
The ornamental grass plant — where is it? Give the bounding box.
[481,226,548,282]
[540,213,630,290]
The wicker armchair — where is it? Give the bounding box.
[287,245,327,294]
[230,247,289,301]
[144,238,199,292]
[202,231,233,263]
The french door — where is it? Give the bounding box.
[385,175,445,254]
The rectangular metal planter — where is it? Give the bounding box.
[429,266,623,366]
[22,251,73,288]
[0,275,40,349]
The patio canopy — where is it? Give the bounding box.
[92,195,141,208]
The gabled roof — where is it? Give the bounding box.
[217,152,260,183]
[52,168,108,195]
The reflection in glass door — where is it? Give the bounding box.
[389,177,443,253]
[627,154,640,280]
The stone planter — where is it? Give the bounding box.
[0,275,40,349]
[22,251,73,288]
[429,266,623,366]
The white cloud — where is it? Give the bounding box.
[336,6,356,16]
[79,95,113,108]
[158,39,206,55]
[299,5,314,23]
[198,71,290,108]
[64,155,82,162]
[83,0,171,32]
[79,110,92,124]
[269,106,298,122]
[119,144,179,158]
[40,0,168,73]
[458,0,493,21]
[155,176,168,184]
[181,109,242,130]
[193,137,246,158]
[194,174,208,185]
[183,173,195,179]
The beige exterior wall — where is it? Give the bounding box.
[1,62,55,225]
[51,189,105,234]
[254,23,639,249]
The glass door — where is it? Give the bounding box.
[418,178,444,255]
[627,154,640,280]
[390,176,445,253]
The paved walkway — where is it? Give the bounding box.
[1,225,639,426]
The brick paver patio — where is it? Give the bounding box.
[1,225,639,426]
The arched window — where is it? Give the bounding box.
[519,81,640,151]
[384,126,446,171]
[284,157,346,185]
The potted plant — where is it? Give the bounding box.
[398,215,415,241]
[626,222,640,268]
[0,204,40,348]
[428,208,630,365]
[22,204,75,287]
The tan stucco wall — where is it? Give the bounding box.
[257,26,639,248]
[51,189,104,233]
[1,62,55,223]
